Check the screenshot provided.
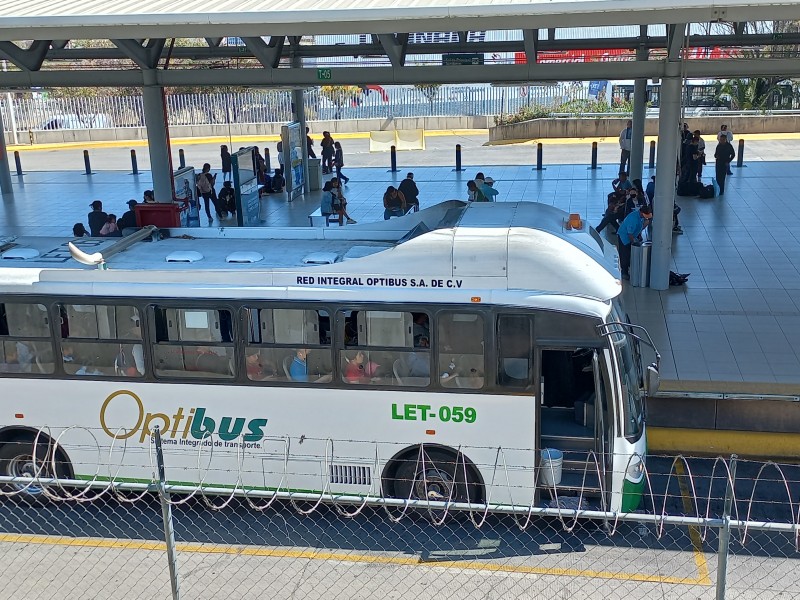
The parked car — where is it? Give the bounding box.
[40,113,114,130]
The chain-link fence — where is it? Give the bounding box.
[0,84,587,132]
[0,430,798,600]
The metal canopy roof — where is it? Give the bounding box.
[0,0,797,37]
[0,1,799,87]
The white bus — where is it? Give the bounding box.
[0,201,658,512]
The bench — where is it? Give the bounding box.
[308,208,342,227]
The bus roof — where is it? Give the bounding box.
[0,201,621,303]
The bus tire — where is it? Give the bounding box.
[0,434,72,504]
[387,448,483,505]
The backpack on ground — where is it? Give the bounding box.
[698,184,715,199]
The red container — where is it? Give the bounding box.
[135,203,186,228]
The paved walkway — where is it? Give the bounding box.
[2,140,799,393]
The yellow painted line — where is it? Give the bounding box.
[649,427,800,459]
[674,461,713,586]
[8,129,490,152]
[489,131,800,146]
[0,532,706,585]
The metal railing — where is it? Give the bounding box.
[0,84,587,132]
[0,428,798,600]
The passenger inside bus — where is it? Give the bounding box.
[343,350,381,384]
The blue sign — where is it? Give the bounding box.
[589,80,608,99]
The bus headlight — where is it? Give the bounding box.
[625,455,645,482]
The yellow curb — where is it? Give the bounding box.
[649,427,800,459]
[8,129,491,152]
[488,131,800,146]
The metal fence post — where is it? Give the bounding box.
[716,454,737,600]
[130,149,139,175]
[648,140,656,169]
[13,151,22,176]
[535,142,544,171]
[389,145,398,173]
[454,144,464,172]
[83,150,92,175]
[736,139,744,168]
[178,148,186,169]
[154,427,180,600]
[590,141,599,170]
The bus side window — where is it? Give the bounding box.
[437,312,484,390]
[244,307,332,384]
[339,309,430,387]
[60,304,143,377]
[152,306,234,380]
[0,302,54,375]
[497,314,533,389]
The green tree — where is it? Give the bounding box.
[320,85,361,119]
[715,77,791,110]
[414,83,442,112]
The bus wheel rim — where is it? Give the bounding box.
[7,454,45,495]
[415,467,454,501]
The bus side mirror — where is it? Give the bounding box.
[645,364,659,397]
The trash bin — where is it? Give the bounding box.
[135,203,185,228]
[540,448,563,487]
[308,158,323,191]
[630,241,652,287]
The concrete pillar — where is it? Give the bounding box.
[649,76,682,291]
[629,46,648,182]
[291,54,311,195]
[0,106,13,197]
[142,71,174,202]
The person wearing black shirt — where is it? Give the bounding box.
[398,172,420,213]
[714,134,736,195]
[87,200,107,236]
[117,200,138,232]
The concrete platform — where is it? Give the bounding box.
[2,149,799,394]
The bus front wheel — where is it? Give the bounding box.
[388,448,483,504]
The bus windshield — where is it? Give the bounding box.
[615,335,644,439]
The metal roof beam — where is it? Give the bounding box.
[111,38,166,69]
[206,37,223,48]
[667,24,686,60]
[241,36,284,69]
[0,40,51,71]
[522,29,538,65]
[50,40,68,50]
[377,33,408,68]
[3,58,800,88]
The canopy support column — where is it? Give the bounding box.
[0,106,12,197]
[649,76,681,290]
[142,70,174,202]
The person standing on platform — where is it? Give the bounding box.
[196,163,218,223]
[616,205,653,280]
[320,132,335,174]
[618,119,632,175]
[693,130,706,180]
[87,201,107,237]
[719,125,734,174]
[306,127,317,159]
[220,145,232,182]
[333,141,349,184]
[714,133,736,195]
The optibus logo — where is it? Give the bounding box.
[100,391,268,444]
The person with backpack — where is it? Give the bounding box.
[196,163,218,222]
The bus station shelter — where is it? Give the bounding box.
[1,0,800,289]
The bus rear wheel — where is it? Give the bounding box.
[0,437,71,503]
[390,449,482,505]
